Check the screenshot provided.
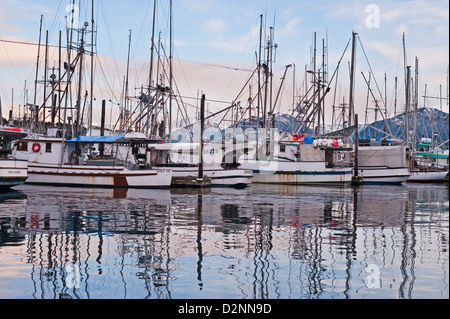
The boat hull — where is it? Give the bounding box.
[240,160,352,185]
[407,169,448,183]
[24,163,172,188]
[358,167,411,184]
[0,159,28,188]
[164,166,253,187]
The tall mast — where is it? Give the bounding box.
[394,76,398,116]
[256,14,262,160]
[313,32,316,132]
[405,66,411,145]
[146,0,157,137]
[169,0,173,136]
[75,25,86,137]
[148,0,156,96]
[124,29,132,130]
[348,31,357,128]
[33,15,43,129]
[42,30,49,129]
[412,57,418,152]
[89,0,95,135]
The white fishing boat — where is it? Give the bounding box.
[357,139,411,184]
[1,126,28,188]
[407,138,448,183]
[150,141,253,188]
[12,130,172,188]
[238,134,353,185]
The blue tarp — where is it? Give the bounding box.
[66,136,124,143]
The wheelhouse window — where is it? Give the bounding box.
[45,143,52,153]
[16,142,28,151]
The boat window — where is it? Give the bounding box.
[46,143,52,153]
[280,145,286,152]
[16,142,28,151]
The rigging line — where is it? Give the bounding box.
[174,48,195,99]
[47,0,65,40]
[96,55,120,105]
[357,35,389,115]
[176,58,254,73]
[98,0,121,84]
[159,42,191,127]
[0,37,26,93]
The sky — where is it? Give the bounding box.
[0,0,449,129]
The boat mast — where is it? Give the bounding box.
[256,14,262,160]
[412,57,418,153]
[348,31,357,128]
[124,29,132,131]
[89,0,95,136]
[405,66,411,146]
[147,0,157,137]
[168,0,173,137]
[75,23,87,137]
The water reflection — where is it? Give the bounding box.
[0,183,448,299]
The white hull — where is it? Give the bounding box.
[24,163,172,188]
[163,166,253,187]
[0,159,28,188]
[240,160,352,185]
[358,167,411,184]
[407,169,448,183]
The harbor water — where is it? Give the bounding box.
[0,182,448,299]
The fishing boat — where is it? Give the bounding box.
[12,130,172,188]
[357,139,411,184]
[239,133,353,185]
[150,141,253,188]
[0,126,28,188]
[407,138,448,183]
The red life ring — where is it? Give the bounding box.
[32,143,41,153]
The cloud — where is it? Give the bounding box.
[276,18,301,39]
[205,18,226,34]
[0,37,40,68]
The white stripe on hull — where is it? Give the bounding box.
[25,164,172,188]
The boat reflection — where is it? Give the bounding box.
[0,183,447,299]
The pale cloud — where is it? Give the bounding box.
[205,18,226,34]
[276,18,301,39]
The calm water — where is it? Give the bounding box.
[0,182,448,299]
